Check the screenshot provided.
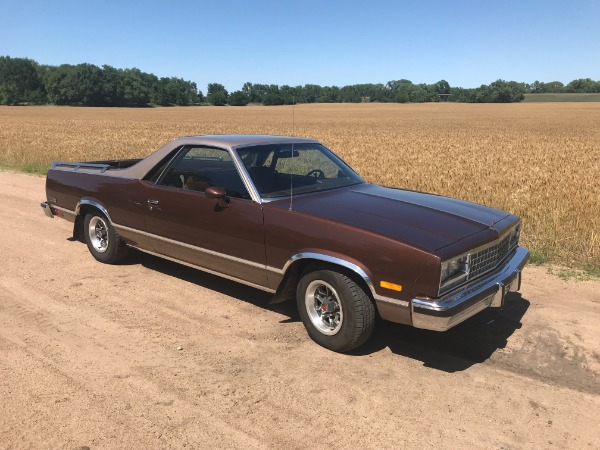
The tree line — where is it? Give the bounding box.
[0,56,200,107]
[1,56,598,107]
[530,79,600,93]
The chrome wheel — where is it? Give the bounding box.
[88,216,109,253]
[305,280,343,335]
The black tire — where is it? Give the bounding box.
[83,212,129,264]
[297,267,375,352]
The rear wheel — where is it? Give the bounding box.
[297,268,375,352]
[83,212,129,264]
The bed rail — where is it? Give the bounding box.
[51,161,112,172]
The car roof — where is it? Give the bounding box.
[172,134,320,148]
[113,134,322,180]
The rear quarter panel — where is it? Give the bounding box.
[46,169,151,247]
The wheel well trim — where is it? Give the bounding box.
[282,252,371,285]
[281,252,409,307]
[75,199,112,222]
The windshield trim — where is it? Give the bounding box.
[233,142,364,202]
[261,179,365,199]
[259,180,366,202]
[229,144,263,203]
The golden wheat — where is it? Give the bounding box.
[1,103,599,267]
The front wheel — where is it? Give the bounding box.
[297,268,375,352]
[83,212,129,264]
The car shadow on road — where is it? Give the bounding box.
[128,249,299,319]
[126,249,528,372]
[352,292,530,372]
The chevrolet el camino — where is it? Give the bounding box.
[41,135,529,352]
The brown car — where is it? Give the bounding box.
[41,135,529,352]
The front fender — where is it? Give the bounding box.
[280,250,408,306]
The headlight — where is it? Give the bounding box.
[510,223,521,245]
[440,255,469,289]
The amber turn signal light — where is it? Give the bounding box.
[380,281,402,292]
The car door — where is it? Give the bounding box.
[142,145,268,288]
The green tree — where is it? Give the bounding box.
[279,85,298,104]
[44,63,104,105]
[101,65,156,106]
[410,84,436,102]
[242,82,262,103]
[531,80,566,94]
[448,87,474,102]
[0,81,18,105]
[434,79,451,95]
[302,84,322,103]
[120,68,154,106]
[543,81,565,93]
[434,80,451,100]
[395,91,409,103]
[228,90,249,106]
[531,80,543,93]
[262,85,284,105]
[101,65,125,105]
[152,77,198,106]
[152,77,176,105]
[207,83,228,105]
[387,79,414,103]
[489,80,527,102]
[0,56,46,104]
[566,78,600,93]
[466,80,526,103]
[317,86,340,103]
[339,85,361,103]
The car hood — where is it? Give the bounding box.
[279,183,511,252]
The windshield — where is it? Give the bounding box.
[236,143,364,199]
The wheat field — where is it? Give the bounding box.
[1,103,599,268]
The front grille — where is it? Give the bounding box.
[439,224,520,295]
[469,233,513,278]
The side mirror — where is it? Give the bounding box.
[205,186,229,208]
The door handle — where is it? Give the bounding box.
[147,199,159,205]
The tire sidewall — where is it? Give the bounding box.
[83,212,120,263]
[297,269,365,352]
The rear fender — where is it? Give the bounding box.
[73,198,112,240]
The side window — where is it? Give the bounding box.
[158,146,250,200]
[145,148,181,184]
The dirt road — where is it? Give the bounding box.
[1,171,599,449]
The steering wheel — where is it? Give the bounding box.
[306,169,325,179]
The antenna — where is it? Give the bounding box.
[292,95,295,136]
[289,95,295,211]
[289,141,294,211]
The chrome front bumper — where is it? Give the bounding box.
[411,246,529,331]
[41,201,54,218]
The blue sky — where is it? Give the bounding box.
[1,0,599,92]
